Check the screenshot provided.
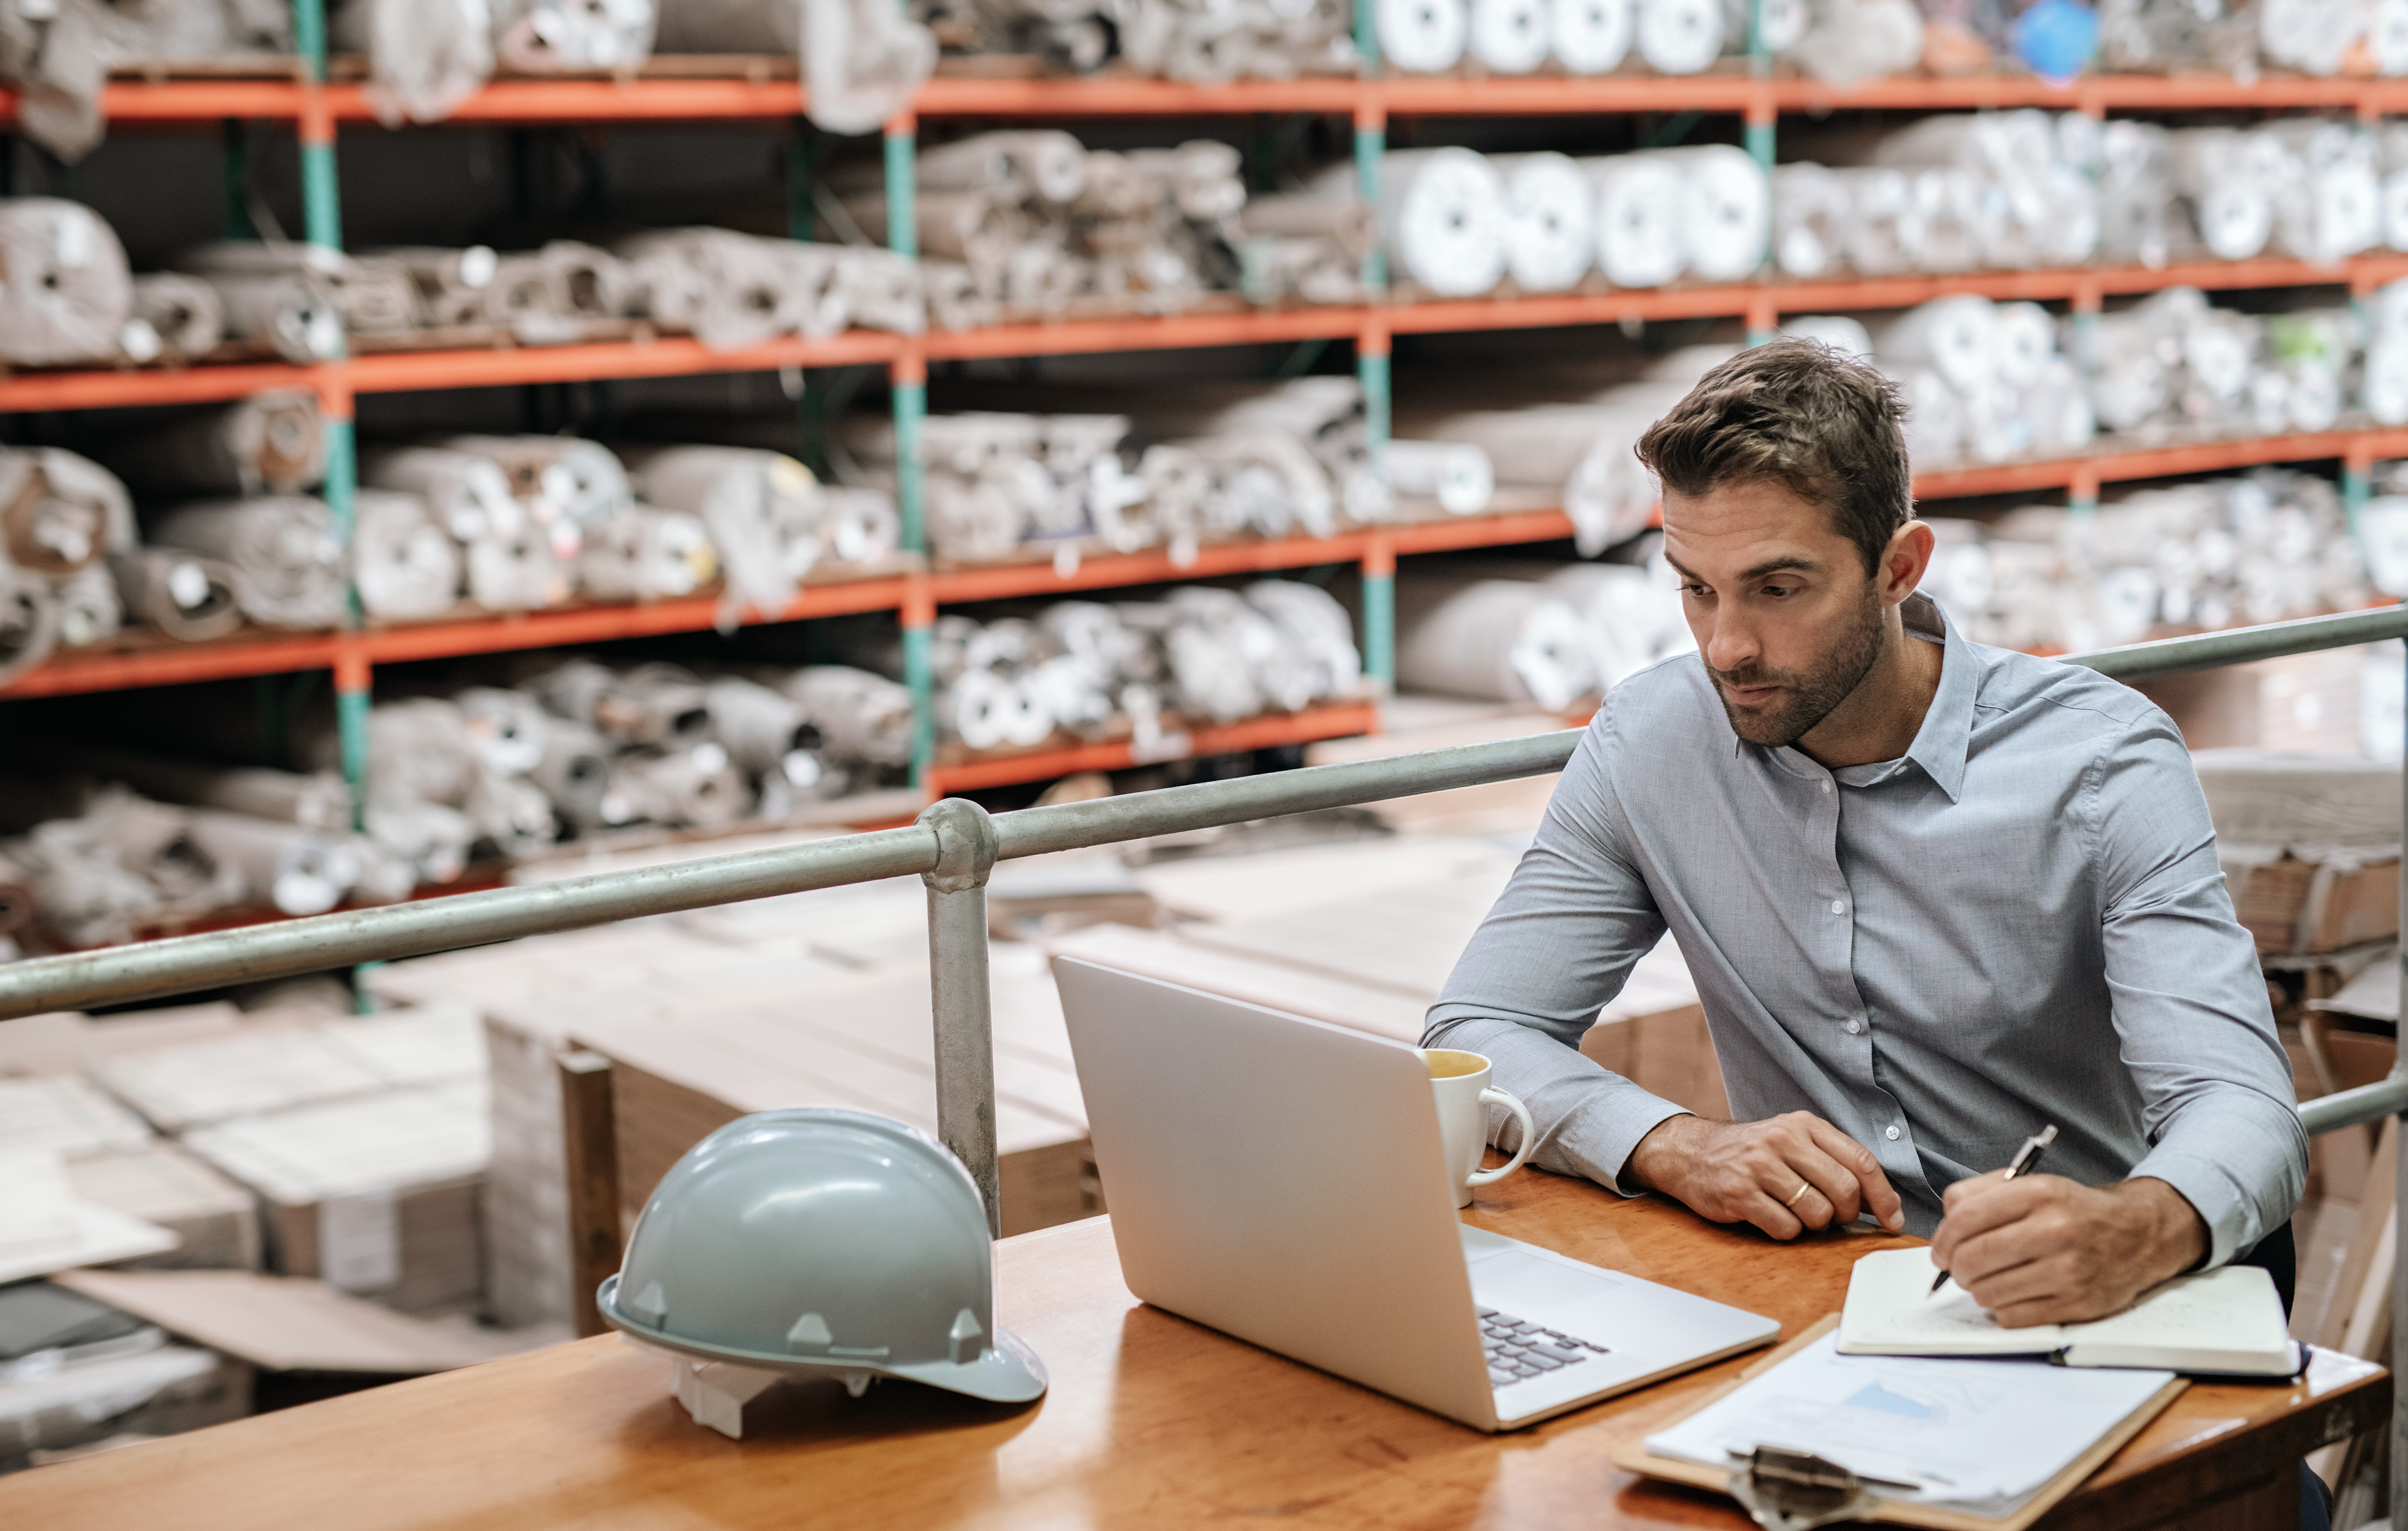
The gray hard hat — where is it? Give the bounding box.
[596,1108,1047,1405]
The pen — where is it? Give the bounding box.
[1929,1124,2058,1297]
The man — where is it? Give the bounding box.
[1423,338,2305,1334]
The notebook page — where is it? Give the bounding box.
[2057,1266,2291,1369]
[1837,1247,2065,1355]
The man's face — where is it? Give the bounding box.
[1661,476,1888,749]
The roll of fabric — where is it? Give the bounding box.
[530,717,623,830]
[1781,314,1874,358]
[1786,0,1921,84]
[615,742,750,829]
[625,444,823,624]
[1585,153,1687,288]
[1877,294,1999,399]
[130,272,224,361]
[614,227,792,351]
[2267,119,2383,263]
[1396,575,1598,711]
[190,241,420,335]
[0,198,132,365]
[1244,580,1360,701]
[205,268,345,361]
[0,447,132,578]
[435,432,634,538]
[51,562,119,647]
[1830,166,1924,276]
[1660,145,1768,282]
[918,129,1090,205]
[0,562,61,688]
[182,808,364,918]
[1494,152,1595,293]
[1377,148,1511,298]
[30,745,353,837]
[1771,162,1849,278]
[369,243,499,326]
[782,665,915,767]
[494,0,656,69]
[354,489,463,622]
[1384,440,1496,516]
[657,0,934,136]
[1469,0,1552,70]
[361,444,523,545]
[108,547,243,642]
[2258,0,2366,77]
[147,497,347,630]
[575,506,717,602]
[1633,0,1720,71]
[924,474,1030,564]
[703,675,831,800]
[819,485,901,565]
[835,246,923,336]
[2171,128,2279,261]
[105,391,326,497]
[1236,192,1377,257]
[333,0,495,126]
[1551,0,1632,70]
[1377,0,1468,70]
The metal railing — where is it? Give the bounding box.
[2,604,2405,1464]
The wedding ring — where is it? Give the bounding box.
[1784,1182,1814,1208]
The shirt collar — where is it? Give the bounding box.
[1897,593,1971,803]
[1724,592,1973,803]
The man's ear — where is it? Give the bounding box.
[1882,519,1936,606]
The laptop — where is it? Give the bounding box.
[1053,956,1781,1433]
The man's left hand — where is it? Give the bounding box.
[1928,1174,2208,1328]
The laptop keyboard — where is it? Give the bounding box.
[1478,1305,1611,1388]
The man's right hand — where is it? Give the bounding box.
[1624,1111,1905,1240]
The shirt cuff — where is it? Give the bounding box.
[2123,1147,2254,1270]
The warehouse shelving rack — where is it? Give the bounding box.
[6,28,2407,899]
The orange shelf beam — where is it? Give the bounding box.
[928,510,1577,605]
[924,699,1380,794]
[26,69,2408,127]
[22,256,2408,413]
[0,575,915,701]
[1910,427,2408,501]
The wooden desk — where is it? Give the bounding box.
[3,1166,2386,1531]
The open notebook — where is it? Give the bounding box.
[1838,1248,2298,1376]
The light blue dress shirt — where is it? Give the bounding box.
[1423,595,2306,1266]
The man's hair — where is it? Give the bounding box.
[1634,337,1913,577]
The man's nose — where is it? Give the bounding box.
[1705,612,1759,674]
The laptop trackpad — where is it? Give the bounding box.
[1469,1249,1622,1313]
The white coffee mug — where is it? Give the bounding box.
[1424,1048,1537,1207]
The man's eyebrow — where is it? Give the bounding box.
[1661,552,1821,583]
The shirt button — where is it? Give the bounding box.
[1819,780,1830,793]
[1845,1020,1863,1035]
[1829,900,1845,914]
[1885,1126,1901,1140]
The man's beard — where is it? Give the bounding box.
[1707,584,1888,749]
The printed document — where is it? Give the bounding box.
[1644,1332,2174,1511]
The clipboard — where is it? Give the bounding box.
[1612,1316,2190,1531]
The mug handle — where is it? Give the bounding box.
[1466,1086,1537,1186]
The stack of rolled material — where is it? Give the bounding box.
[0,0,291,160]
[884,579,1359,754]
[622,445,828,626]
[1871,294,2095,469]
[145,496,348,631]
[333,0,494,126]
[838,130,1247,320]
[127,272,226,363]
[1374,0,1914,80]
[1396,555,1694,710]
[655,0,935,136]
[0,774,405,950]
[615,227,926,345]
[101,392,328,498]
[1394,341,1734,555]
[1232,192,1373,307]
[0,446,137,673]
[2064,286,2378,447]
[1930,469,2369,654]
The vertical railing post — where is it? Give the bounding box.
[918,797,1001,1237]
[1353,99,1386,295]
[2392,629,2407,1486]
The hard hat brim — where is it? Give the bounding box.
[596,1275,1050,1405]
